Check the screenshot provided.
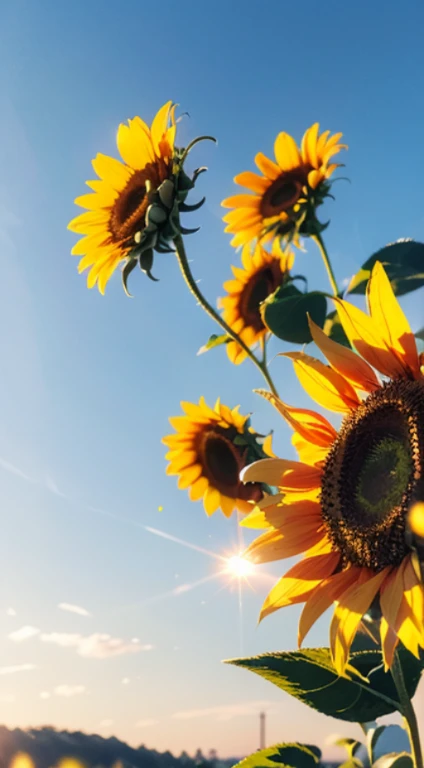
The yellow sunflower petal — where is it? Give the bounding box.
[255,390,337,448]
[254,152,281,180]
[274,132,301,172]
[177,464,203,489]
[367,261,420,378]
[334,297,406,379]
[151,101,172,157]
[241,457,322,490]
[234,171,269,193]
[203,486,221,516]
[291,433,330,465]
[92,153,132,190]
[282,351,360,412]
[246,524,326,565]
[221,194,260,209]
[260,552,341,620]
[189,476,209,501]
[116,122,154,169]
[298,567,361,646]
[220,495,236,518]
[301,123,320,167]
[68,210,109,234]
[330,568,390,675]
[309,317,380,392]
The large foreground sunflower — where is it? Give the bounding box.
[222,124,346,248]
[68,101,177,293]
[218,241,294,365]
[163,398,272,517]
[241,262,424,673]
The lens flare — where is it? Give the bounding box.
[224,554,255,579]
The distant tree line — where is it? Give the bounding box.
[0,726,239,768]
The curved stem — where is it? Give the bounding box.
[173,234,278,396]
[391,650,423,768]
[313,232,339,297]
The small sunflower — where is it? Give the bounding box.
[241,262,424,673]
[163,398,273,518]
[222,124,346,249]
[218,241,294,365]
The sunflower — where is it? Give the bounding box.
[68,101,177,294]
[241,262,424,673]
[222,124,346,248]
[163,398,273,518]
[218,241,295,365]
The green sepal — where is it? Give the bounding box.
[121,259,138,298]
[139,249,158,281]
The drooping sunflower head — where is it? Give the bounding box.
[68,102,207,294]
[163,397,273,518]
[240,262,424,672]
[218,240,294,365]
[222,124,346,249]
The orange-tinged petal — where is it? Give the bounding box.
[260,552,341,620]
[334,297,406,378]
[274,132,301,171]
[308,317,380,392]
[330,568,389,674]
[241,457,322,491]
[403,557,424,639]
[298,567,360,646]
[282,351,360,412]
[241,498,321,530]
[245,524,325,564]
[292,433,330,465]
[307,169,324,189]
[255,389,337,447]
[151,101,172,156]
[254,152,281,180]
[367,261,420,378]
[234,171,269,193]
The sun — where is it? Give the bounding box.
[224,554,255,579]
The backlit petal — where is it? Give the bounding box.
[308,317,380,392]
[283,352,360,412]
[274,132,301,171]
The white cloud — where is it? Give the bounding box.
[0,457,35,484]
[136,719,159,728]
[45,474,66,498]
[121,677,130,685]
[40,632,153,659]
[58,603,91,617]
[54,685,86,698]
[9,625,40,642]
[99,719,114,728]
[172,701,277,722]
[0,663,37,675]
[6,607,16,617]
[40,691,51,700]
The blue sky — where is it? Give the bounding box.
[0,0,424,759]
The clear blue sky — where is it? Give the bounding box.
[0,0,424,758]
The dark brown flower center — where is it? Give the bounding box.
[108,160,168,244]
[240,264,284,332]
[198,427,263,502]
[321,379,424,571]
[260,169,308,218]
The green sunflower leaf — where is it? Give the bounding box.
[226,647,423,723]
[232,743,321,768]
[323,310,350,348]
[261,284,327,344]
[346,239,424,296]
[197,334,232,356]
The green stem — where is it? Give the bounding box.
[173,234,278,397]
[391,650,423,768]
[313,232,339,297]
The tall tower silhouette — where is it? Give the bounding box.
[260,712,266,750]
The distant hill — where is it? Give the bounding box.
[0,727,238,768]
